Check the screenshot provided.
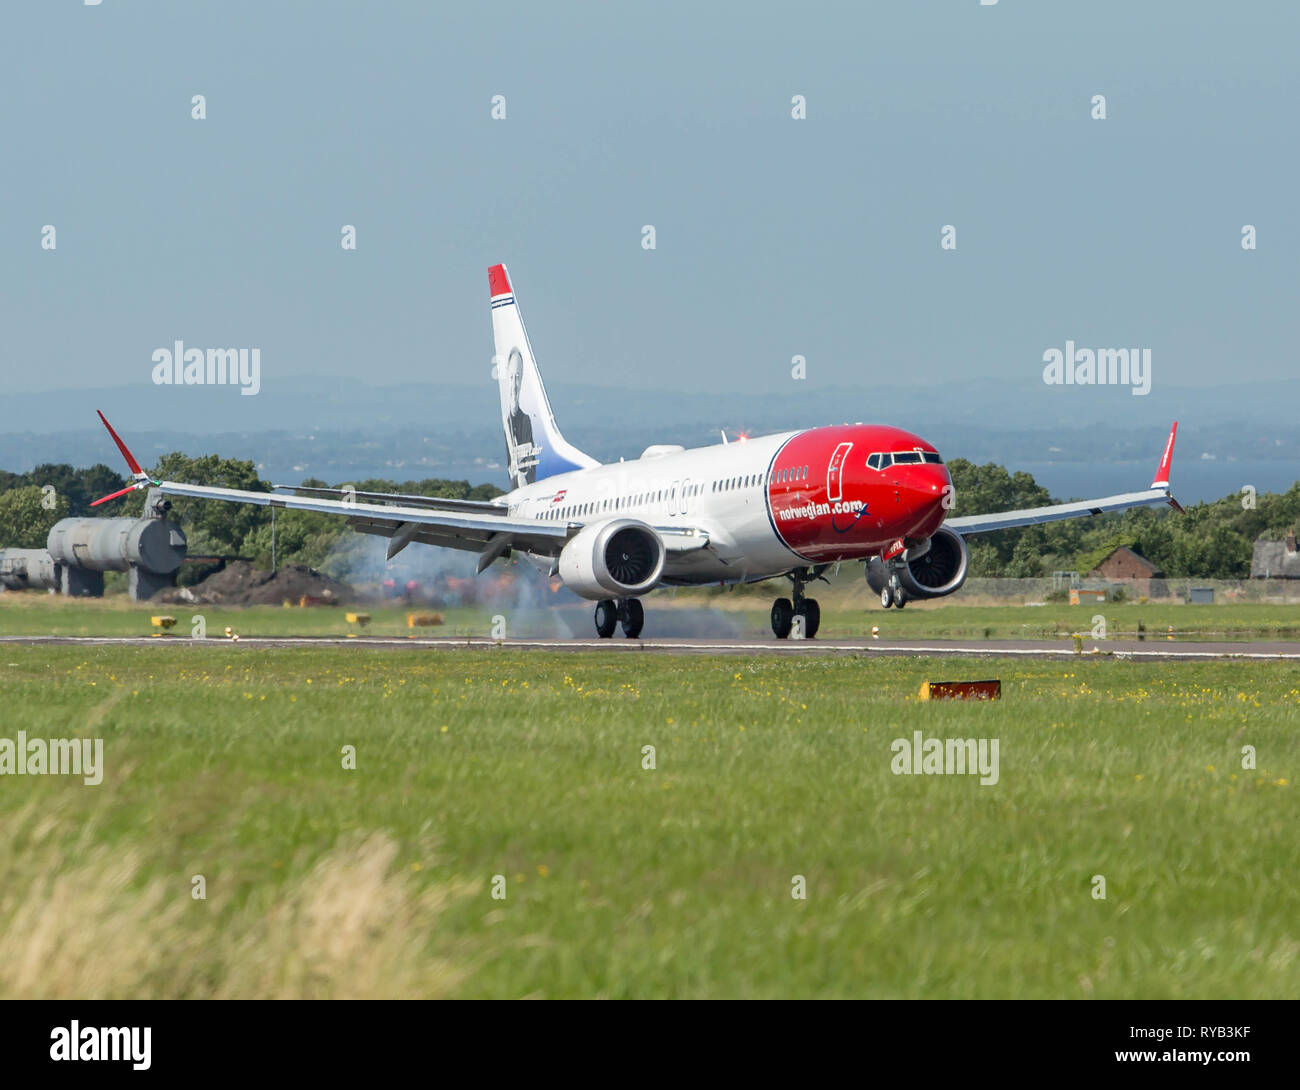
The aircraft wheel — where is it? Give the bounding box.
[798,598,821,638]
[771,597,794,639]
[880,585,893,609]
[620,598,644,639]
[895,589,907,609]
[594,600,617,638]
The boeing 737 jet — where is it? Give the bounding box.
[93,264,1182,639]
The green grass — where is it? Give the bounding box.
[2,589,1299,643]
[0,645,1296,998]
[807,601,1300,641]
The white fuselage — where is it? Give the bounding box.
[503,432,803,584]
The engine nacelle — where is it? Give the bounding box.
[865,526,969,600]
[557,519,665,600]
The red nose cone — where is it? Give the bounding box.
[764,424,950,562]
[896,463,951,537]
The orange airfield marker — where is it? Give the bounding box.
[918,680,1002,701]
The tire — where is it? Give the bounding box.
[895,589,907,609]
[594,599,617,638]
[800,598,821,638]
[771,597,794,639]
[880,585,893,609]
[621,598,645,639]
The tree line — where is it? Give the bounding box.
[945,459,1299,579]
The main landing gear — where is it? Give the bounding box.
[879,582,907,609]
[770,569,824,639]
[595,598,644,639]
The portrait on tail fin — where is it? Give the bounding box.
[503,348,538,486]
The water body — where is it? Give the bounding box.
[1017,461,1299,507]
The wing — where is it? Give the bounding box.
[90,413,712,571]
[165,478,567,559]
[91,412,567,569]
[272,484,507,515]
[944,422,1183,536]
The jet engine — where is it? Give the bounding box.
[866,526,969,601]
[557,519,665,600]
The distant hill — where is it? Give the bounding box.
[3,377,1297,505]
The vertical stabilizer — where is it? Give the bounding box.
[489,264,599,489]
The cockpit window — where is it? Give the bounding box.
[922,451,943,464]
[892,451,923,465]
[867,453,883,470]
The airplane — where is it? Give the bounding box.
[92,263,1183,640]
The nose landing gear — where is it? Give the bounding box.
[770,568,825,639]
[594,598,644,639]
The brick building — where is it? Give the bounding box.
[1088,545,1167,598]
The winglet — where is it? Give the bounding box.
[1150,421,1184,512]
[488,263,512,299]
[1150,421,1177,490]
[97,410,146,479]
[90,483,141,508]
[91,411,151,506]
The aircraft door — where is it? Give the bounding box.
[827,442,853,503]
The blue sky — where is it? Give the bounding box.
[2,1,1296,406]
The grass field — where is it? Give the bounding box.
[1,643,1296,998]
[1,588,1298,643]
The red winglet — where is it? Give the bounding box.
[97,410,145,477]
[488,264,511,298]
[1151,421,1178,489]
[90,483,140,507]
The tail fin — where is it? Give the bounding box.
[489,264,598,489]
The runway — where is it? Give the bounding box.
[4,634,1300,660]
